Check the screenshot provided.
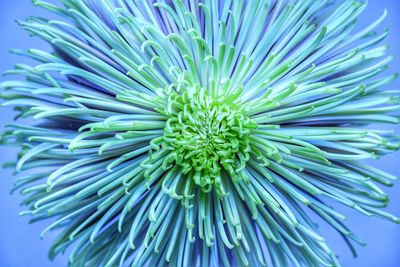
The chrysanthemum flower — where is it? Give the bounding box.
[1,0,400,266]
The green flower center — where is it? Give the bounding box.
[159,87,257,195]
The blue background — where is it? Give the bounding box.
[0,1,399,266]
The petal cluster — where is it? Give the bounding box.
[1,0,399,266]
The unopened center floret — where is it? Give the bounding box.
[160,87,257,195]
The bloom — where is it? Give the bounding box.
[1,0,399,266]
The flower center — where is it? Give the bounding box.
[160,87,257,195]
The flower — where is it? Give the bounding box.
[1,0,399,266]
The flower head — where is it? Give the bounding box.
[1,0,400,266]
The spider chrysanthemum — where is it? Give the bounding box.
[1,0,400,266]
